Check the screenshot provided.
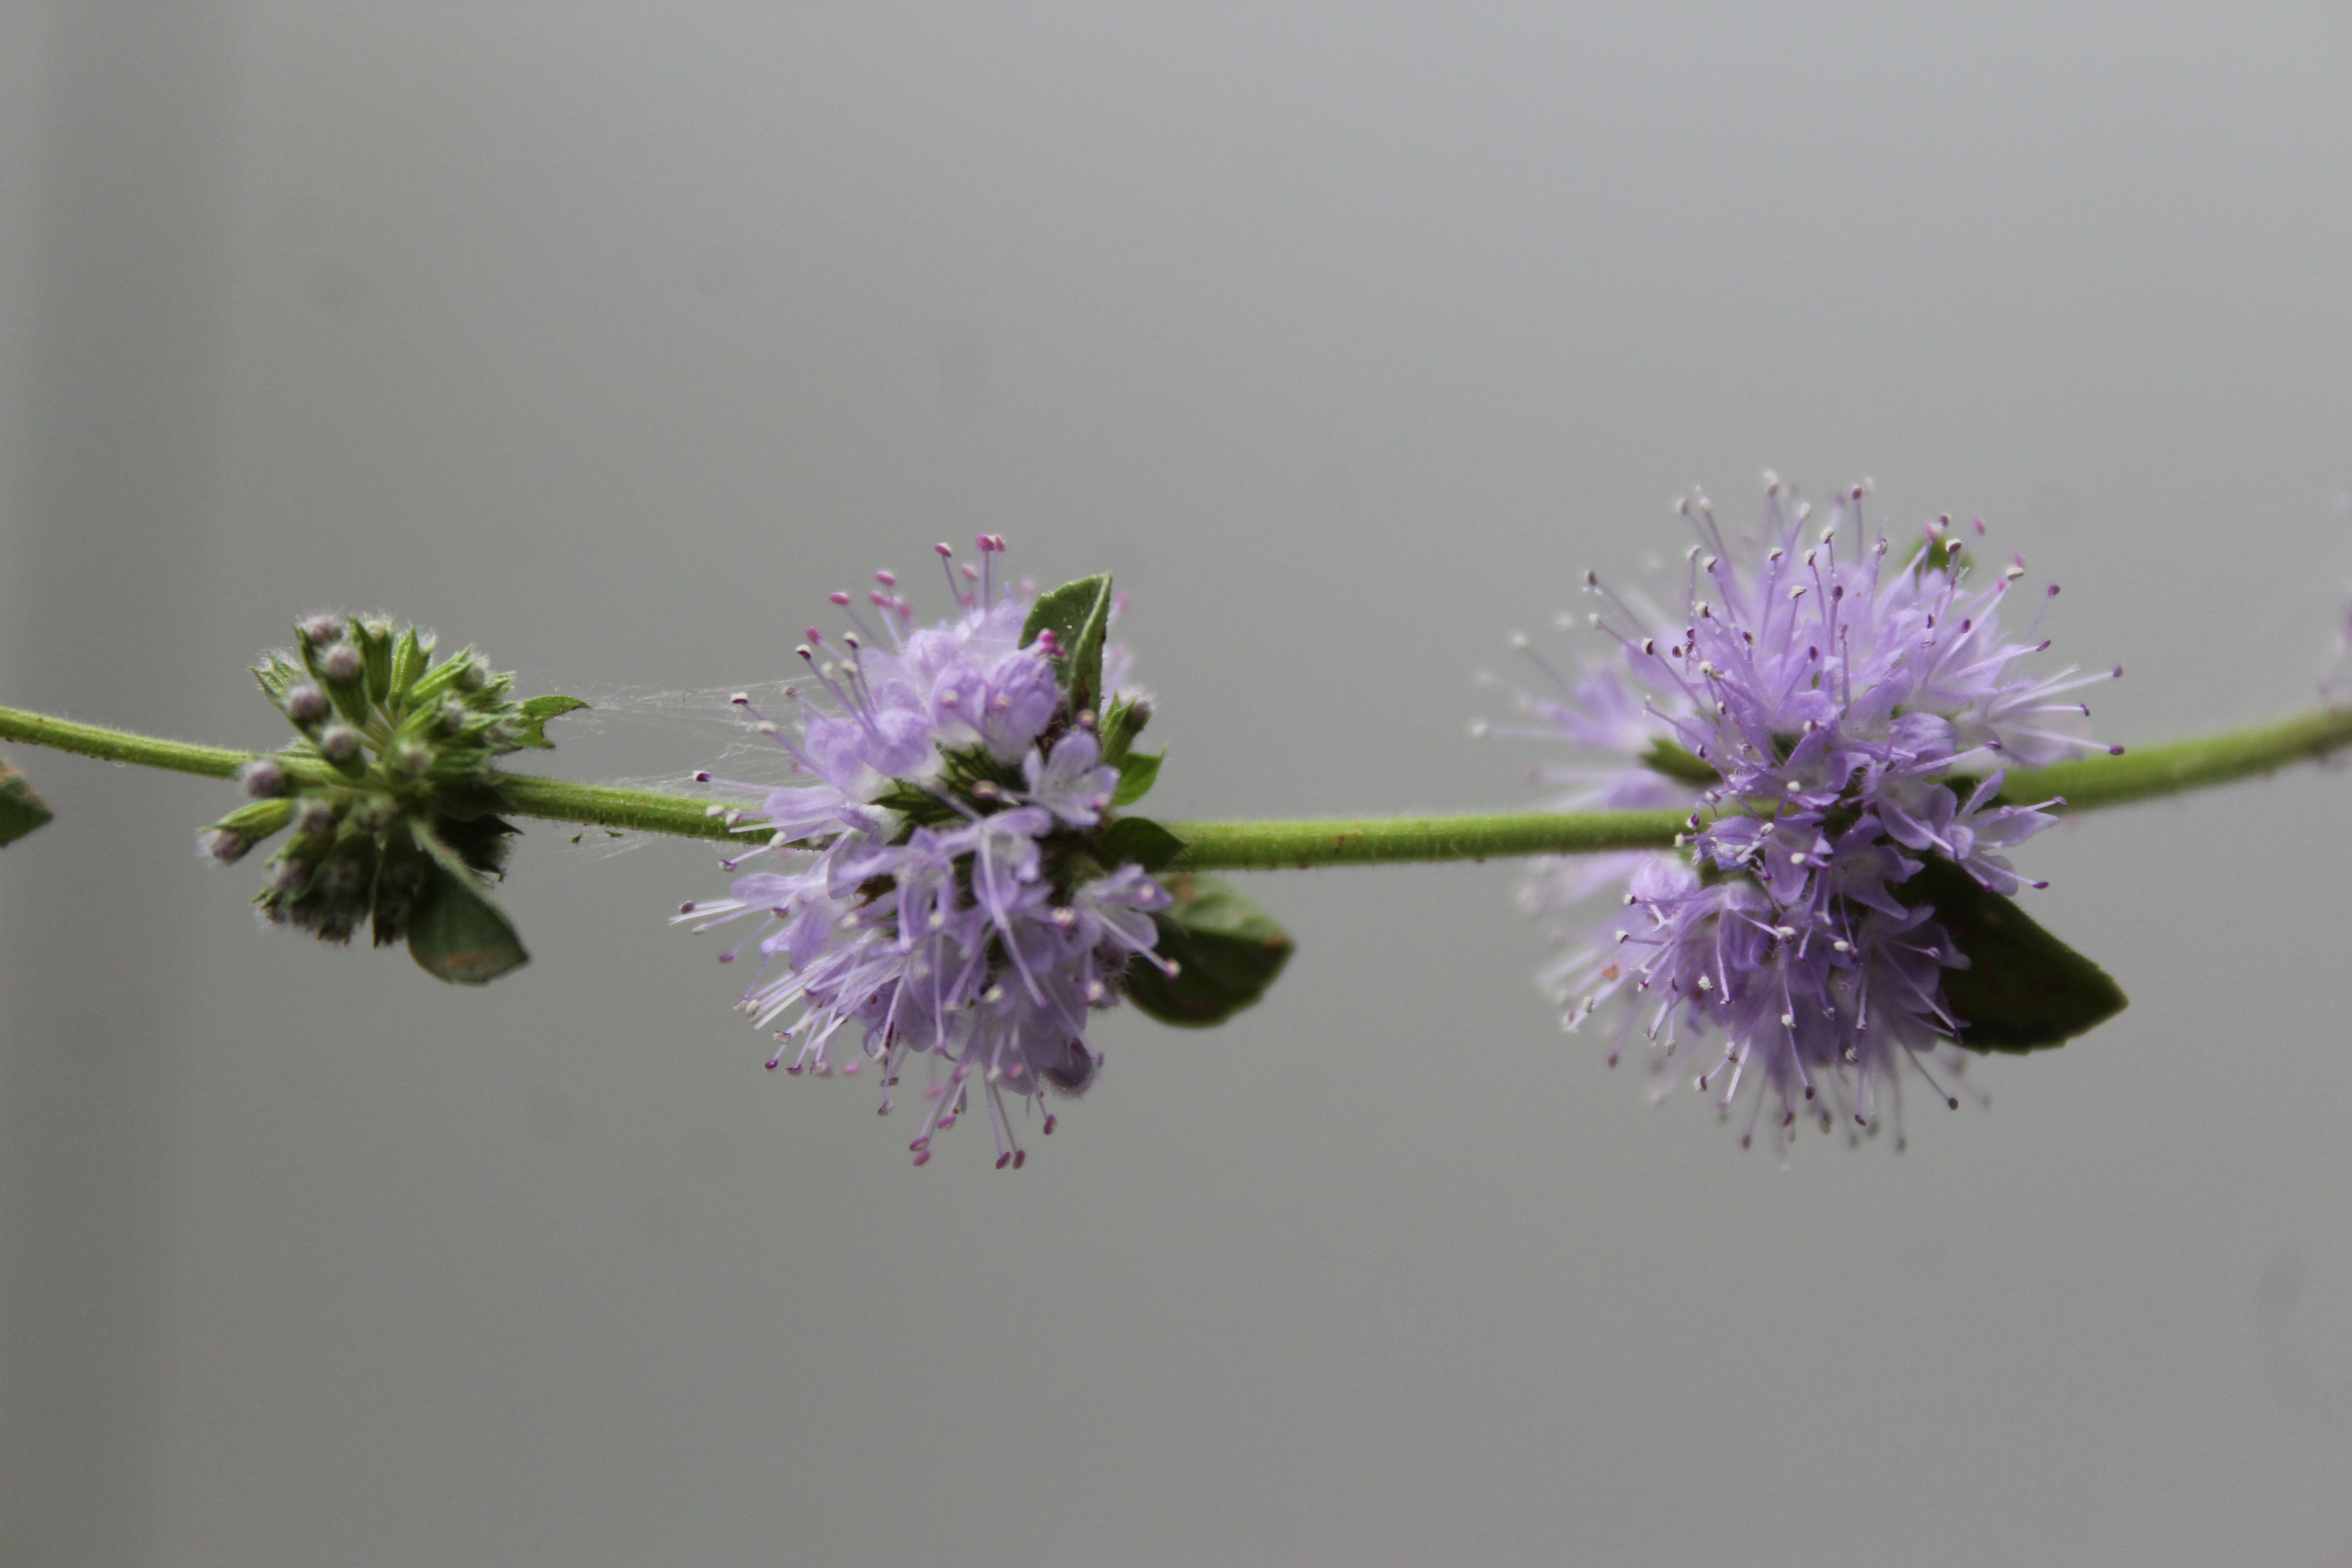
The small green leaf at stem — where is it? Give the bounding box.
[514,694,589,750]
[1097,813,1186,873]
[1111,750,1162,807]
[1020,573,1113,720]
[1901,853,2127,1052]
[404,823,529,984]
[0,758,54,845]
[1121,872,1295,1028]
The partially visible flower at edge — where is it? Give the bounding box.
[674,536,1170,1168]
[1479,475,2122,1151]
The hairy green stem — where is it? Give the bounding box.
[4,701,2348,867]
[0,706,251,779]
[1161,706,2352,870]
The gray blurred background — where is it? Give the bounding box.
[3,4,2350,1563]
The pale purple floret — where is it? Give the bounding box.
[674,537,1167,1169]
[1486,475,2117,1149]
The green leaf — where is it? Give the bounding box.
[0,758,54,845]
[433,811,521,877]
[1900,853,2127,1053]
[513,694,589,750]
[1019,573,1113,719]
[1120,872,1294,1028]
[1096,813,1186,873]
[1111,750,1162,807]
[1097,691,1151,768]
[405,824,529,984]
[367,824,432,946]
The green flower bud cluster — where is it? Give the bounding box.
[200,613,586,984]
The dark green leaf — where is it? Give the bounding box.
[1096,813,1186,873]
[513,693,589,750]
[1901,853,2127,1053]
[0,758,54,845]
[432,811,521,877]
[368,824,431,945]
[405,824,529,984]
[1019,573,1113,719]
[1120,872,1294,1029]
[1111,750,1162,808]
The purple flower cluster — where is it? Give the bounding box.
[1490,477,2120,1149]
[676,538,1169,1168]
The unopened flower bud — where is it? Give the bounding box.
[198,827,250,864]
[454,657,489,693]
[318,725,363,764]
[322,643,365,685]
[388,741,433,779]
[270,857,310,892]
[238,757,287,798]
[298,612,346,645]
[291,795,340,835]
[284,683,329,725]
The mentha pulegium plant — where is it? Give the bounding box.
[1484,476,2129,1150]
[199,613,585,983]
[9,485,2348,1171]
[674,537,1256,1169]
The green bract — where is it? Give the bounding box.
[1898,853,2129,1053]
[201,614,586,984]
[1121,871,1297,1028]
[0,757,53,846]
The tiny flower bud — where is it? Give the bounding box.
[284,683,329,725]
[198,827,250,864]
[238,757,286,798]
[322,643,365,685]
[291,795,340,835]
[318,725,363,764]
